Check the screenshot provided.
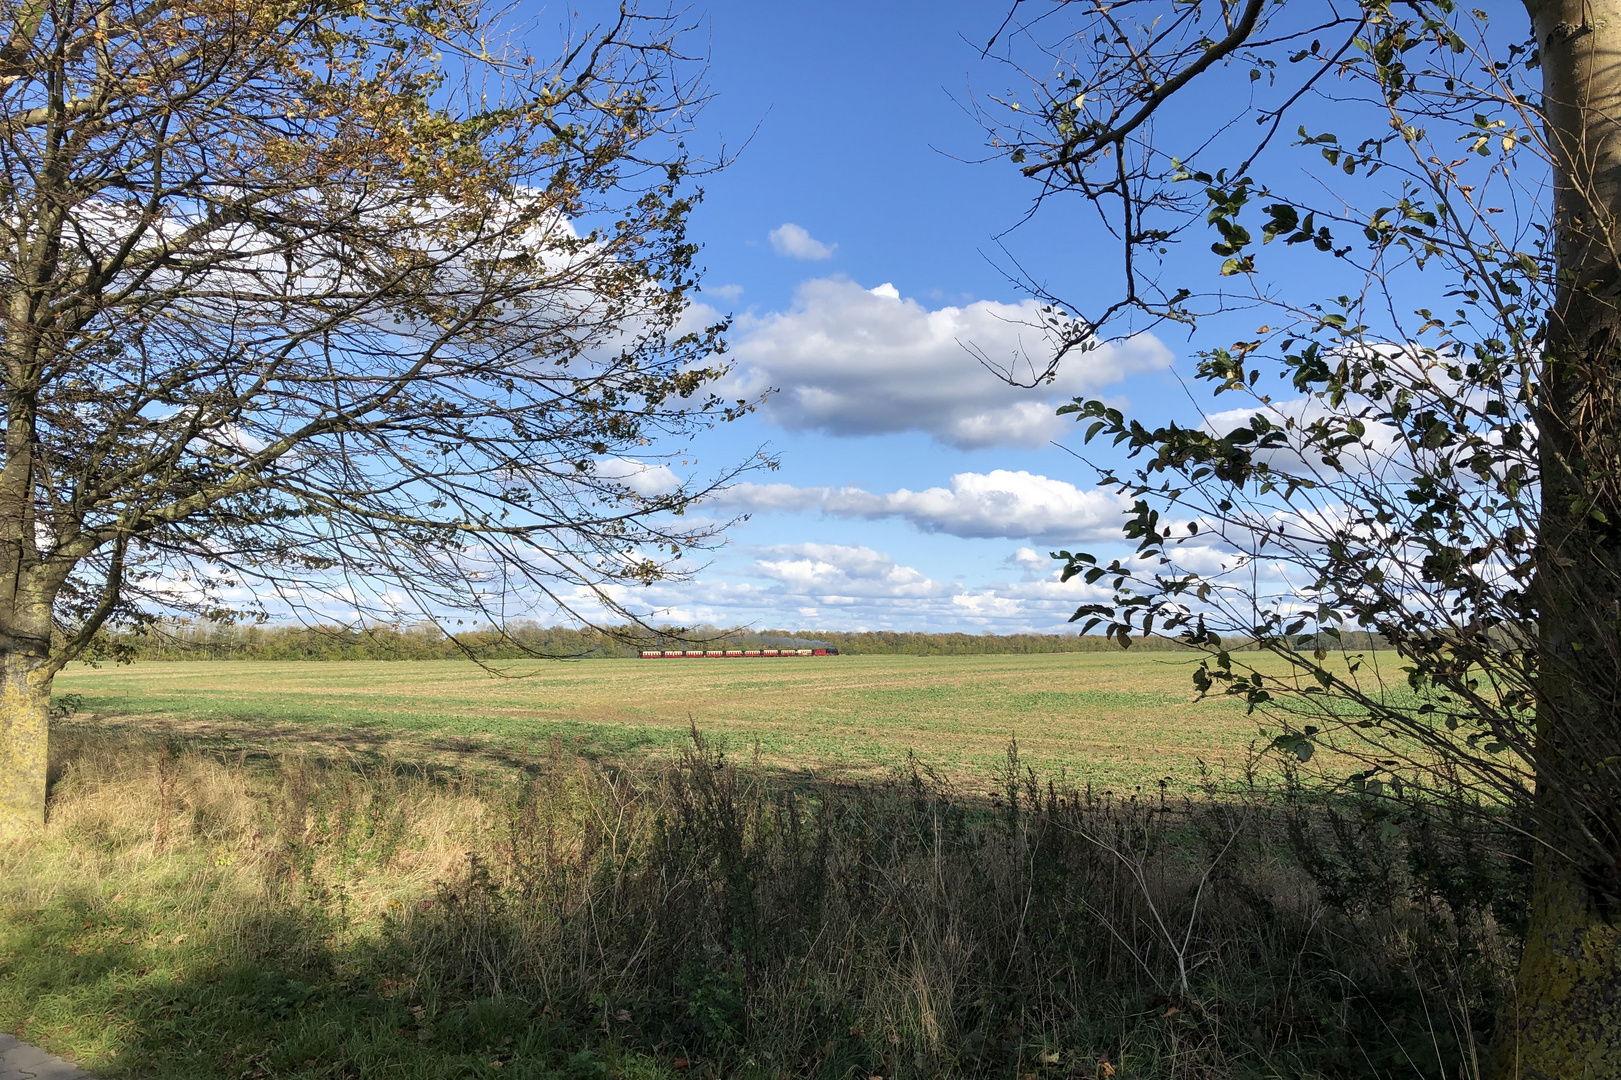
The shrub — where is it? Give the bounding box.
[0,726,1519,1079]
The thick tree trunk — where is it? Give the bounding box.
[0,399,53,838]
[0,373,56,838]
[0,650,49,840]
[1499,3,1621,1076]
[1496,851,1621,1078]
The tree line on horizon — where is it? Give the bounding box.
[89,620,1377,661]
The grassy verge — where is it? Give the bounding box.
[2,721,1519,1079]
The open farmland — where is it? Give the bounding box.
[8,647,1504,1080]
[52,651,1402,788]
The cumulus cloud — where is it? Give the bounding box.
[591,457,680,498]
[768,223,837,260]
[548,545,1114,633]
[714,470,1132,543]
[751,543,951,601]
[1201,398,1404,476]
[1006,546,1056,580]
[728,277,1171,449]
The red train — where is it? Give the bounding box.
[638,647,838,658]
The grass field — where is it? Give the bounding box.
[7,650,1502,1080]
[53,652,1304,788]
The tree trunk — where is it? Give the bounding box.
[1494,850,1621,1078]
[0,649,49,840]
[1500,3,1621,1076]
[0,385,56,839]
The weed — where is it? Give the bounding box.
[0,725,1517,1079]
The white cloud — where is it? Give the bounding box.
[714,470,1132,543]
[751,543,952,601]
[591,457,681,497]
[950,592,1026,619]
[728,277,1171,449]
[1202,398,1404,476]
[1007,546,1056,580]
[1166,542,1248,577]
[768,223,837,260]
[548,545,1116,633]
[707,282,744,301]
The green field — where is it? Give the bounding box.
[51,652,1331,788]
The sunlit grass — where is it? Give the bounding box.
[52,652,1312,790]
[1,718,1508,1080]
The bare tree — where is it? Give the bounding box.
[982,2,1618,1075]
[0,0,756,838]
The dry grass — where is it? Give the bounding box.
[52,653,1402,787]
[0,721,1516,1080]
[35,727,483,919]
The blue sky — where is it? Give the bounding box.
[535,0,1531,635]
[567,0,1196,634]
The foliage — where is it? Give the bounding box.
[0,725,1521,1079]
[981,3,1621,1065]
[92,619,1273,660]
[783,629,1389,657]
[0,0,754,677]
[91,615,1393,661]
[982,0,1621,887]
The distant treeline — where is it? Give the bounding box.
[100,620,1387,661]
[776,630,1190,655]
[739,629,1385,655]
[108,621,630,661]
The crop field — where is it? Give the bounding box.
[51,651,1397,788]
[9,647,1499,1080]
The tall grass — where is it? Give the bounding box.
[0,724,1521,1079]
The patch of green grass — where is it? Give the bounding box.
[2,723,1509,1080]
[53,653,1316,788]
[3,733,695,1080]
[1,887,678,1080]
